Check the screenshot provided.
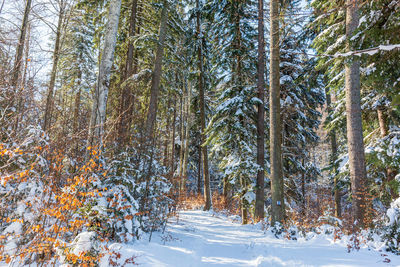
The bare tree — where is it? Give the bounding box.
[43,0,67,132]
[11,0,32,91]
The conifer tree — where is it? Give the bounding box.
[270,0,284,226]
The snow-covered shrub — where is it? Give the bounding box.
[0,140,109,265]
[105,147,171,240]
[57,231,101,265]
[366,127,400,202]
[383,196,400,254]
[0,126,48,263]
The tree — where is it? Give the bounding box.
[325,88,341,218]
[254,0,265,223]
[145,0,168,139]
[43,0,68,132]
[344,0,367,226]
[269,0,284,226]
[11,0,32,90]
[196,0,211,211]
[116,0,139,147]
[88,0,122,147]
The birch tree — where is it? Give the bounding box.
[88,0,122,146]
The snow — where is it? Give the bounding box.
[71,231,97,255]
[3,222,22,235]
[333,44,400,58]
[107,210,400,267]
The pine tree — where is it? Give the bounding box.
[270,0,284,226]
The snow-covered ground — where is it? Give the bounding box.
[111,210,400,267]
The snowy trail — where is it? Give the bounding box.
[118,210,400,267]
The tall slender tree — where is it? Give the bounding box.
[270,0,284,226]
[116,0,139,147]
[88,0,122,146]
[196,0,212,210]
[43,0,67,132]
[145,0,168,139]
[254,0,266,222]
[11,0,32,90]
[325,88,341,218]
[344,0,366,226]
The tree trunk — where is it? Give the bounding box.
[182,80,192,195]
[163,97,171,166]
[196,0,211,211]
[377,106,398,199]
[170,97,177,178]
[326,89,341,218]
[197,142,202,195]
[125,0,138,79]
[301,167,306,218]
[117,0,138,147]
[345,0,367,227]
[178,90,185,194]
[145,0,168,139]
[240,177,248,225]
[11,0,32,90]
[377,107,389,137]
[254,0,266,222]
[73,71,82,154]
[88,0,121,147]
[14,22,31,132]
[270,0,285,226]
[43,1,64,132]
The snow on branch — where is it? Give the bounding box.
[330,44,400,58]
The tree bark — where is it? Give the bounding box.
[270,0,285,226]
[11,0,32,90]
[178,90,185,194]
[163,97,171,167]
[326,89,341,218]
[196,0,211,211]
[377,107,389,137]
[43,1,65,132]
[117,0,138,147]
[73,70,82,153]
[170,97,177,178]
[345,0,367,227]
[301,165,306,218]
[240,176,248,225]
[14,22,31,132]
[88,0,121,147]
[377,106,398,199]
[145,0,168,139]
[254,0,266,222]
[197,142,202,195]
[182,80,192,195]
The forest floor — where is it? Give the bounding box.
[108,210,400,267]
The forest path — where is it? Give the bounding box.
[119,210,400,267]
